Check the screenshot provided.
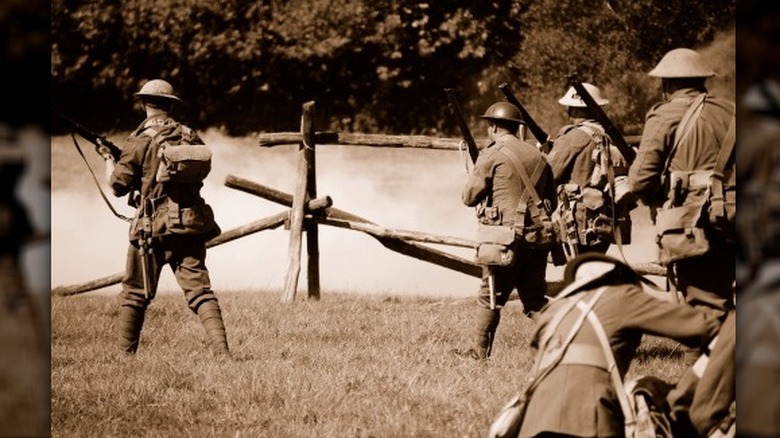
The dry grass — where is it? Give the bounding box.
[52,291,686,438]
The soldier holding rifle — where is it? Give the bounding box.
[98,79,229,356]
[449,100,556,360]
[547,83,633,257]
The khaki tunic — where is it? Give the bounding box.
[519,284,720,438]
[548,121,601,187]
[463,133,556,227]
[628,88,734,206]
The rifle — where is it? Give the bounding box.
[498,82,549,146]
[53,110,123,161]
[565,73,636,164]
[556,185,579,261]
[444,88,497,309]
[138,197,156,300]
[444,88,479,164]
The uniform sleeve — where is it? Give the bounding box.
[462,150,495,207]
[628,108,671,205]
[109,136,150,197]
[548,129,589,184]
[619,286,720,349]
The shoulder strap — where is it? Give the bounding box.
[708,112,736,220]
[526,287,607,395]
[499,145,549,224]
[663,93,707,174]
[584,305,636,434]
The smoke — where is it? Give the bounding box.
[52,131,482,297]
[52,130,660,298]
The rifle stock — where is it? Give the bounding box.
[53,110,123,161]
[565,74,636,164]
[444,88,479,164]
[498,82,549,145]
[139,197,156,300]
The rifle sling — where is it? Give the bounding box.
[70,134,133,223]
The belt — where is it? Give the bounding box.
[558,343,609,370]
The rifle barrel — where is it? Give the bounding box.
[565,74,636,163]
[444,89,480,164]
[498,82,549,145]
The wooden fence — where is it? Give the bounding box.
[51,101,663,300]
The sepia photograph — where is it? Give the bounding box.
[49,1,743,437]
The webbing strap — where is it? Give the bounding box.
[70,134,132,223]
[499,144,549,226]
[584,306,636,432]
[709,112,736,218]
[531,287,607,385]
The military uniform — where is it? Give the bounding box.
[519,257,720,438]
[461,131,555,357]
[548,120,630,255]
[628,87,735,326]
[107,79,228,355]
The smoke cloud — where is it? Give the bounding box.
[51,130,658,298]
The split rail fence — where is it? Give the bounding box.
[52,101,664,300]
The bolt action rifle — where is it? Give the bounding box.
[53,110,123,162]
[444,88,480,165]
[498,82,550,151]
[566,73,636,164]
[556,185,579,261]
[444,88,498,309]
[138,196,156,300]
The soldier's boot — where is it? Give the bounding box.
[117,304,146,354]
[196,299,230,356]
[453,307,501,360]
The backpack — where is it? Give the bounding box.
[553,122,631,257]
[147,122,212,184]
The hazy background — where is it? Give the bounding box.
[51,129,661,298]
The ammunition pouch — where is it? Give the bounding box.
[475,223,516,266]
[655,200,710,266]
[129,196,221,242]
[514,200,558,250]
[559,184,629,248]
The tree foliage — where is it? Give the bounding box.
[52,0,734,136]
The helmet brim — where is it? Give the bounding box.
[134,92,182,102]
[478,115,523,123]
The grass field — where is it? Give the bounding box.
[51,291,687,438]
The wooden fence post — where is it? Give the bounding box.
[282,101,317,303]
[303,102,320,300]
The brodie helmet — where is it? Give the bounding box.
[648,48,716,78]
[479,102,523,123]
[134,79,181,102]
[558,83,609,107]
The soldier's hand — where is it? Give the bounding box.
[96,145,114,162]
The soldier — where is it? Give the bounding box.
[514,253,720,438]
[627,48,735,362]
[99,79,229,356]
[452,101,556,360]
[547,83,632,256]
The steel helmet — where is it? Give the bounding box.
[134,79,181,101]
[479,102,523,123]
[648,48,716,78]
[558,83,609,107]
